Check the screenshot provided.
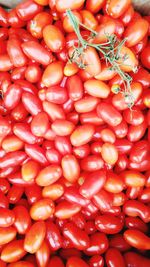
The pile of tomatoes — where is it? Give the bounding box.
[0,0,150,266]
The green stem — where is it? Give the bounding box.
[66,10,135,107]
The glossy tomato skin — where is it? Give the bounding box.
[16,0,43,21]
[24,221,46,254]
[1,240,26,263]
[141,45,150,69]
[105,248,126,267]
[106,0,131,18]
[124,19,149,47]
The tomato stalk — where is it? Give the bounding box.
[66,10,136,108]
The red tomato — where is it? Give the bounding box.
[124,19,149,47]
[56,0,85,12]
[43,25,65,53]
[106,0,131,18]
[141,45,150,69]
[42,62,64,87]
[24,221,46,254]
[1,240,26,263]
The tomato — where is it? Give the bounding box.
[125,217,148,233]
[4,84,22,110]
[55,201,81,219]
[46,221,62,250]
[86,0,105,13]
[124,229,150,250]
[105,248,126,267]
[1,240,26,263]
[56,0,85,12]
[46,85,68,104]
[97,103,122,127]
[71,124,95,147]
[92,189,113,213]
[124,252,150,267]
[42,62,64,87]
[124,19,149,47]
[84,79,110,98]
[95,214,123,234]
[28,12,52,39]
[43,25,65,53]
[106,0,131,18]
[0,54,13,72]
[79,170,106,199]
[0,227,17,246]
[24,221,46,254]
[62,222,90,250]
[84,232,108,255]
[16,0,43,21]
[123,200,150,223]
[31,111,49,137]
[35,240,50,267]
[61,154,80,183]
[141,45,150,69]
[22,41,52,65]
[25,144,48,165]
[66,75,83,101]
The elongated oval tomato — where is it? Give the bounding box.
[118,46,138,72]
[51,119,75,136]
[16,0,43,21]
[74,96,99,113]
[84,232,108,255]
[36,165,62,186]
[55,201,81,219]
[1,240,26,263]
[101,143,119,165]
[4,84,22,110]
[71,124,95,147]
[35,240,50,267]
[95,214,123,234]
[0,54,13,72]
[13,206,31,235]
[56,0,85,12]
[2,135,24,152]
[79,170,106,199]
[43,25,65,53]
[22,41,52,65]
[105,248,126,267]
[7,38,27,68]
[106,0,131,18]
[122,170,146,187]
[46,85,68,104]
[124,229,150,250]
[84,79,110,98]
[97,103,122,127]
[31,112,49,137]
[22,92,42,116]
[93,20,116,43]
[124,19,149,47]
[46,221,62,250]
[42,62,64,87]
[0,227,17,246]
[86,0,105,13]
[28,12,52,39]
[61,154,80,183]
[43,101,65,121]
[42,183,64,201]
[30,198,55,220]
[24,221,46,254]
[123,200,150,223]
[62,223,90,250]
[66,75,83,101]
